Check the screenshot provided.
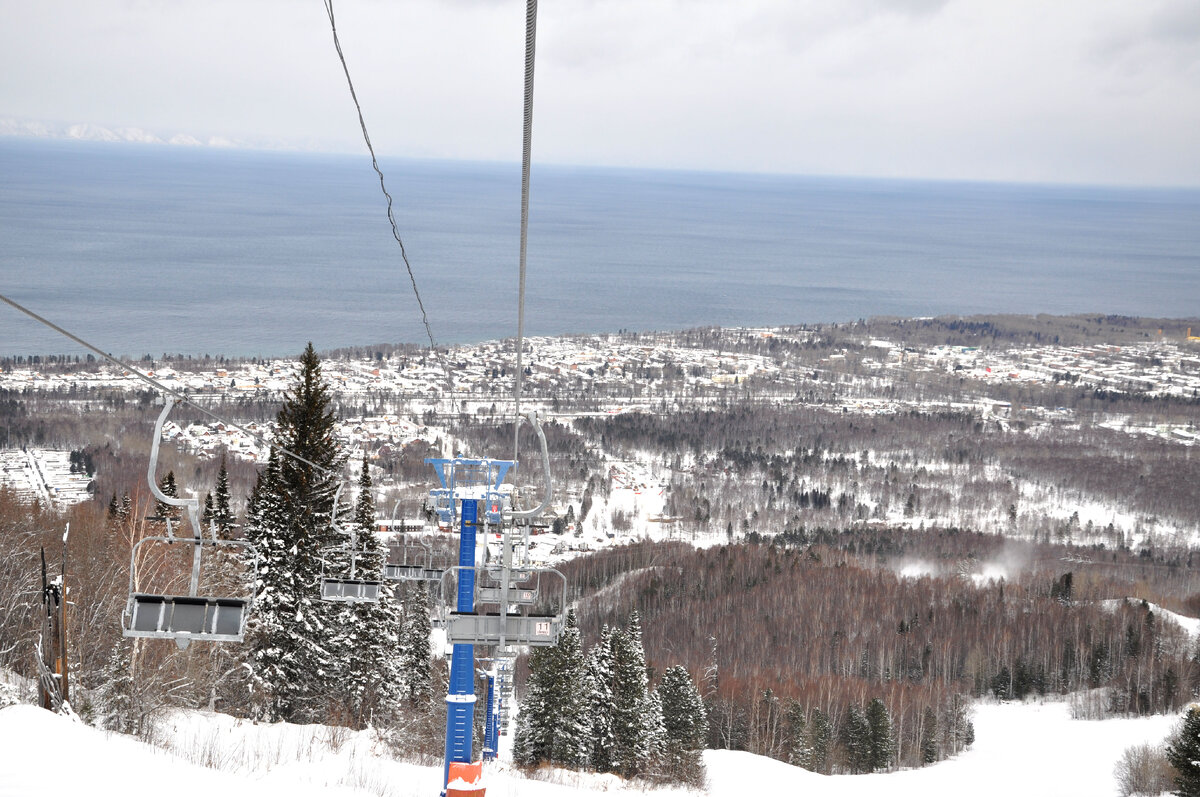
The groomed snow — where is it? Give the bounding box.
[709,702,1178,797]
[0,699,1182,796]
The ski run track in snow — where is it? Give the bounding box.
[0,698,1184,797]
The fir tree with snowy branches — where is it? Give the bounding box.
[244,343,347,723]
[920,705,939,765]
[841,705,872,774]
[866,697,894,772]
[328,456,403,727]
[213,452,234,532]
[784,699,810,768]
[155,470,179,520]
[1167,706,1200,796]
[807,707,833,774]
[514,609,590,768]
[584,624,617,772]
[398,583,434,706]
[608,611,659,778]
[659,665,708,757]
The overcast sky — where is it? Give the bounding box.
[2,0,1199,186]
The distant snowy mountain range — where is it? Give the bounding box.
[0,117,302,151]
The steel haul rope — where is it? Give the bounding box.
[514,0,538,460]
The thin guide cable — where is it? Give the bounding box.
[322,0,440,360]
[0,291,337,478]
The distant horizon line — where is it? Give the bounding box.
[4,119,1199,194]
[4,313,1200,363]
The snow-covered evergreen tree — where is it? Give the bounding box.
[865,697,894,772]
[841,705,872,774]
[397,583,433,705]
[244,343,347,724]
[549,610,591,767]
[643,686,667,765]
[92,640,135,733]
[585,623,617,772]
[155,470,179,520]
[659,665,707,751]
[920,705,939,765]
[513,642,555,765]
[784,699,810,768]
[609,611,655,777]
[213,453,234,532]
[807,707,833,774]
[1167,706,1200,796]
[514,609,589,768]
[328,457,403,727]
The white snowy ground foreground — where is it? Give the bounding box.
[0,700,1182,797]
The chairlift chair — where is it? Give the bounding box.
[477,565,541,607]
[384,501,447,583]
[438,564,567,647]
[319,483,384,604]
[123,399,260,650]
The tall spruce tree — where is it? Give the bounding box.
[807,707,833,774]
[244,343,347,723]
[213,453,234,531]
[784,699,810,768]
[155,470,179,520]
[514,609,590,768]
[550,610,592,767]
[398,583,434,705]
[658,665,708,784]
[609,611,657,778]
[329,456,403,727]
[841,705,872,774]
[659,665,708,751]
[920,705,939,765]
[585,624,617,772]
[1167,706,1200,796]
[865,697,894,772]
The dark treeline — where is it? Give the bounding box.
[556,539,1200,771]
[574,401,1200,541]
[855,314,1200,349]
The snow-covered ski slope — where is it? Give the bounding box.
[0,700,1180,796]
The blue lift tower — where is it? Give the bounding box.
[427,413,568,796]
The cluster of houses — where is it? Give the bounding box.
[0,449,93,506]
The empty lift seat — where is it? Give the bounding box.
[385,563,444,582]
[127,594,247,641]
[476,585,538,606]
[445,612,562,646]
[320,578,382,603]
[446,761,485,797]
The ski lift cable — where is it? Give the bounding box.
[513,0,537,462]
[321,0,447,391]
[0,291,337,478]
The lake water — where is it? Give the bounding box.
[2,139,1198,358]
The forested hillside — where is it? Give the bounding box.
[2,315,1198,783]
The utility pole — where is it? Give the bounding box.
[37,524,70,712]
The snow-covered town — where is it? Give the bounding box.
[4,325,1199,564]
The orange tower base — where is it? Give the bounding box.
[446,761,485,797]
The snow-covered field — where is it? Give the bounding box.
[0,699,1180,797]
[0,449,92,506]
